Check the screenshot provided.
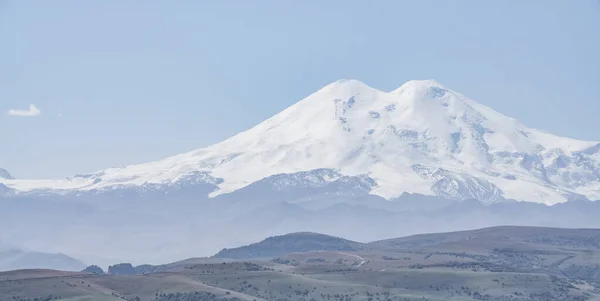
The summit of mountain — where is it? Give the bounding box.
[1,79,598,205]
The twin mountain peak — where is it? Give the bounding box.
[2,79,599,205]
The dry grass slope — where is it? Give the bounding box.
[1,226,600,301]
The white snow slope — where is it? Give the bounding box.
[2,80,599,205]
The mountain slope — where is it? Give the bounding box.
[1,79,598,204]
[0,168,13,180]
[368,225,600,251]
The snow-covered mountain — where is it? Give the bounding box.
[1,80,599,205]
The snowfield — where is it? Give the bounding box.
[1,79,599,205]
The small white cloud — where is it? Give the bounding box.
[7,104,41,117]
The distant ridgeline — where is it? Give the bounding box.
[213,232,365,259]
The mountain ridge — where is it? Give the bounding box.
[1,79,598,205]
[213,232,365,259]
[0,168,14,180]
[0,248,86,272]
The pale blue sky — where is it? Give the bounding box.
[1,1,599,179]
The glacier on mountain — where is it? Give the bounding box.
[1,79,598,205]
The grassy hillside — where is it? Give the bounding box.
[2,226,600,301]
[213,232,365,259]
[368,226,600,250]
